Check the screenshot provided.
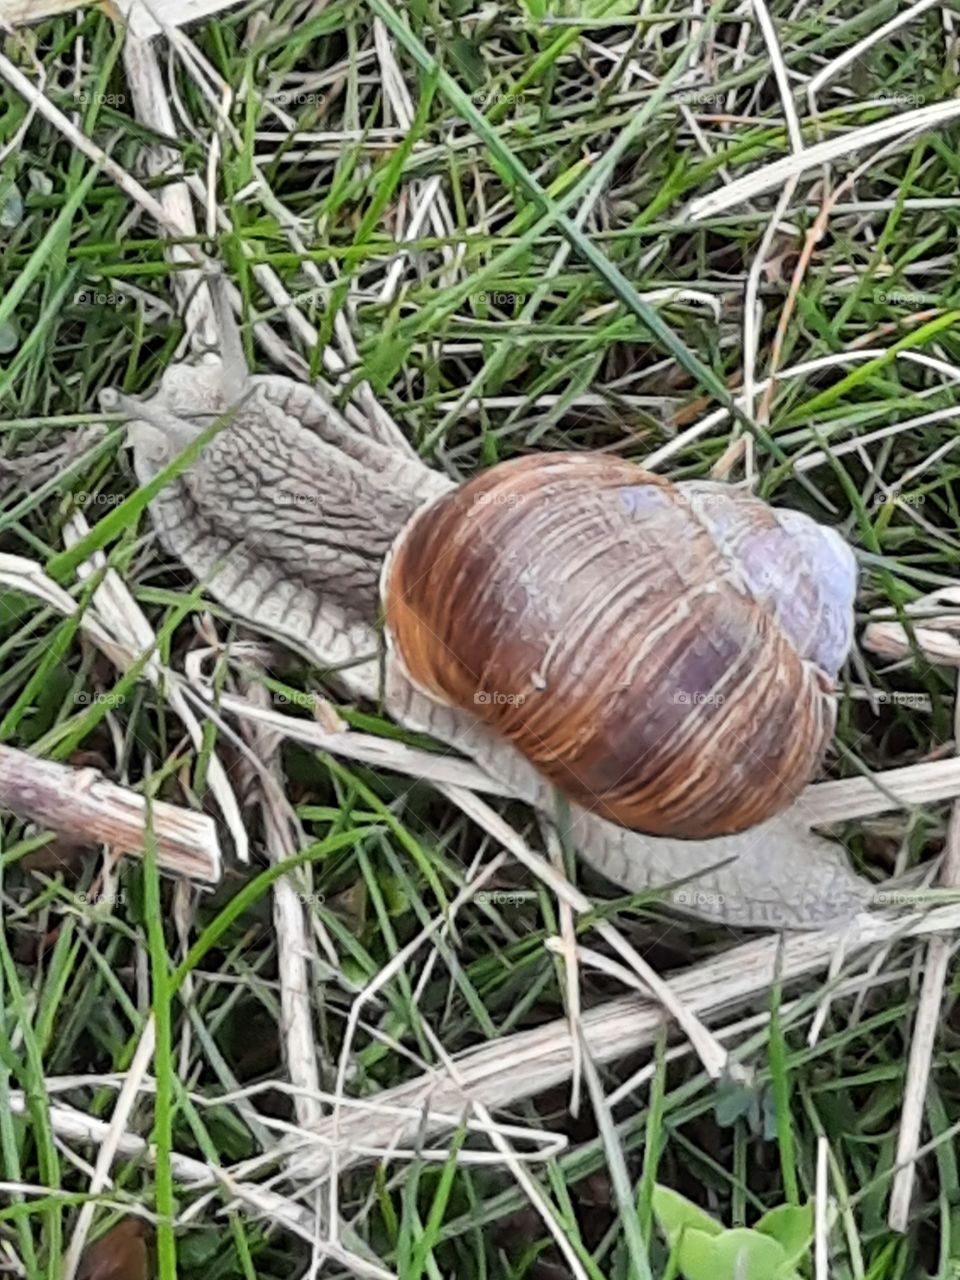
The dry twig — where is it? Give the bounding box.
[0,744,221,882]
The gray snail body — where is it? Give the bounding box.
[100,339,868,929]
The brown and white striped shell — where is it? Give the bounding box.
[384,453,857,839]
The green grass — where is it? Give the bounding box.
[3,0,960,1277]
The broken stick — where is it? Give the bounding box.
[0,744,222,883]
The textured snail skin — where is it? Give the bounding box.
[384,454,856,840]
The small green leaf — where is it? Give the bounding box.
[179,1228,221,1266]
[362,331,407,390]
[652,1185,722,1247]
[677,1227,788,1280]
[27,168,52,197]
[755,1203,814,1265]
[0,184,22,229]
[447,35,484,88]
[713,1079,757,1128]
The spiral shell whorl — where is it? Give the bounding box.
[383,454,855,839]
[677,480,857,679]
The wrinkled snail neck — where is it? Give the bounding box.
[110,285,452,695]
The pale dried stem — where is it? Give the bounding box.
[239,680,325,1135]
[713,175,798,477]
[122,33,216,344]
[61,1018,157,1280]
[542,822,583,1117]
[63,513,248,862]
[751,0,803,152]
[643,349,960,472]
[0,0,245,37]
[324,854,512,1237]
[687,100,960,219]
[815,1135,831,1278]
[888,695,960,1230]
[0,743,220,881]
[796,399,960,473]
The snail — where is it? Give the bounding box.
[98,281,869,929]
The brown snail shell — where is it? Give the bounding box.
[382,453,857,839]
